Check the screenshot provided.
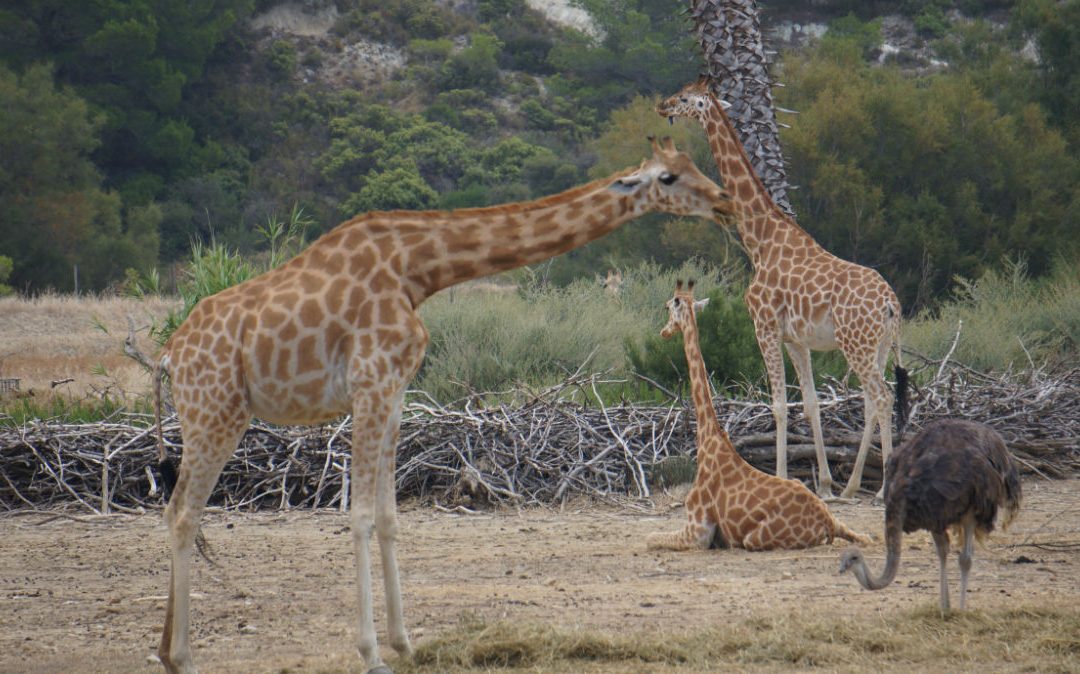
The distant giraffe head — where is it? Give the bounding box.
[661,279,710,339]
[600,269,623,296]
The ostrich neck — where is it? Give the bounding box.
[854,505,905,590]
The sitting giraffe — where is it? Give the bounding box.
[647,280,869,551]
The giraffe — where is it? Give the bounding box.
[152,137,735,674]
[599,269,623,297]
[646,280,868,551]
[657,78,908,500]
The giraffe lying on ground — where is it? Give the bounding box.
[646,280,869,552]
[657,78,908,499]
[153,138,735,674]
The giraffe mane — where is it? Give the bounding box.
[335,166,640,231]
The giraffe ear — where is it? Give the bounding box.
[693,298,710,313]
[718,98,733,111]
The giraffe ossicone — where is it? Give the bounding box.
[647,280,869,551]
[657,78,909,500]
[152,138,734,674]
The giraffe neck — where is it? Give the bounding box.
[338,170,642,303]
[702,104,817,269]
[680,313,741,471]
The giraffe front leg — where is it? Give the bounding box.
[786,343,833,498]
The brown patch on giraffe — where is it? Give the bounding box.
[299,298,322,328]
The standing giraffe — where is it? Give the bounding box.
[153,137,734,674]
[646,280,868,551]
[657,79,908,499]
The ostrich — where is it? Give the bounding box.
[839,419,1021,612]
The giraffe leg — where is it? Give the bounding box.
[646,517,717,551]
[840,355,892,499]
[755,328,789,479]
[158,419,248,674]
[376,390,412,657]
[957,516,976,611]
[931,530,951,615]
[786,343,833,497]
[349,391,389,670]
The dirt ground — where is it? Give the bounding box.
[2,478,1078,674]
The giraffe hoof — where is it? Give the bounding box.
[366,667,394,674]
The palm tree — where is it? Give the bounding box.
[687,0,794,216]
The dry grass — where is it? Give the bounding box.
[398,603,1080,673]
[0,293,176,402]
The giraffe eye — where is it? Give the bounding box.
[659,172,678,185]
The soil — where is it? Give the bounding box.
[2,478,1078,674]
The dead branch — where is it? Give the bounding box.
[1,362,1078,512]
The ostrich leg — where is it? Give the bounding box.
[958,516,976,611]
[931,531,951,614]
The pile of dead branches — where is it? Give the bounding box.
[1,356,1078,513]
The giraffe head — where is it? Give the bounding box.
[609,136,735,224]
[599,269,623,295]
[655,76,728,126]
[661,279,710,339]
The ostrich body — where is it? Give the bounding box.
[839,419,1021,612]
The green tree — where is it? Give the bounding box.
[778,36,1079,310]
[0,63,158,291]
[342,163,438,214]
[1015,0,1080,139]
[0,255,13,296]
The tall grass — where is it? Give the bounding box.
[417,260,738,402]
[904,258,1080,372]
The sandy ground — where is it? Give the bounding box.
[1,478,1078,674]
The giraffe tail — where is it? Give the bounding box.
[889,305,909,440]
[153,355,179,502]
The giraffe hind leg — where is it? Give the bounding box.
[786,343,833,497]
[159,417,249,674]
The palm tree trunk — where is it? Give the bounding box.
[687,0,795,216]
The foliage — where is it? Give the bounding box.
[0,255,13,296]
[626,287,764,392]
[145,205,309,344]
[547,0,699,116]
[904,258,1080,371]
[416,260,729,402]
[778,30,1080,311]
[1015,0,1080,140]
[0,63,158,291]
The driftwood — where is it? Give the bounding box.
[1,356,1079,513]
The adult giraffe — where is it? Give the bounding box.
[152,138,734,674]
[657,79,908,499]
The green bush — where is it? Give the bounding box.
[904,258,1080,372]
[626,288,763,393]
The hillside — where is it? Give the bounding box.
[0,0,1076,309]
